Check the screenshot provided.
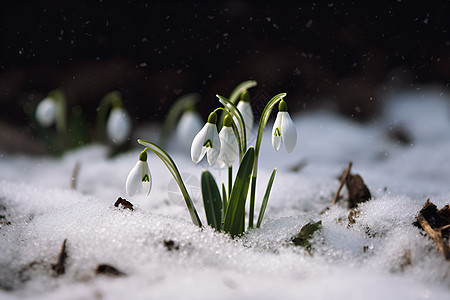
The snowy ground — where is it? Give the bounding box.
[1,87,450,300]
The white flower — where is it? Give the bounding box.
[191,112,221,165]
[107,106,132,145]
[216,115,239,168]
[236,100,254,134]
[35,97,57,127]
[126,151,152,196]
[175,110,203,148]
[272,100,297,153]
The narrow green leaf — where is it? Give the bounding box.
[138,139,202,227]
[223,147,255,236]
[201,171,222,230]
[256,168,277,228]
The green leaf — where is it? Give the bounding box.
[201,171,222,230]
[256,168,277,228]
[223,147,255,236]
[138,139,202,227]
[291,220,322,252]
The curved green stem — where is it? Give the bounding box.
[138,139,202,227]
[248,92,287,228]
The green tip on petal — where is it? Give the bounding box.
[207,111,218,124]
[240,89,250,102]
[274,127,281,137]
[139,150,148,161]
[278,99,288,112]
[142,174,150,182]
[203,138,213,148]
[223,114,233,127]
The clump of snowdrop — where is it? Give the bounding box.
[125,80,298,236]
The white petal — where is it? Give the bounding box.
[280,112,297,153]
[107,107,132,145]
[272,113,282,151]
[126,161,142,196]
[206,123,221,165]
[237,101,254,133]
[217,127,238,168]
[191,123,209,163]
[36,98,56,127]
[175,111,203,147]
[141,162,152,195]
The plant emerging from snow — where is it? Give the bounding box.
[126,80,297,236]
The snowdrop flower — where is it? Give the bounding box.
[272,99,297,153]
[35,97,57,127]
[191,111,221,165]
[126,150,152,196]
[216,115,239,168]
[175,108,203,148]
[236,90,254,134]
[107,106,132,145]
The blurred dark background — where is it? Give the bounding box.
[0,0,449,152]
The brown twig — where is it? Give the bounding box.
[52,239,68,276]
[333,161,352,205]
[417,214,450,260]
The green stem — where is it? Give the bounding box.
[138,139,202,227]
[228,166,232,198]
[248,93,286,228]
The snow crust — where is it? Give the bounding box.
[1,87,449,299]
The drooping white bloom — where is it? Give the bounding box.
[126,151,152,196]
[236,100,254,134]
[216,115,239,168]
[272,100,297,153]
[191,112,221,165]
[35,97,57,127]
[175,110,203,148]
[107,106,132,145]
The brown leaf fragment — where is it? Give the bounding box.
[348,208,360,225]
[95,264,125,277]
[346,174,371,208]
[114,197,134,211]
[416,199,450,260]
[163,239,180,251]
[52,239,68,276]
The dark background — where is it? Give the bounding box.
[0,0,449,152]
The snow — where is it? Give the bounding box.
[1,87,450,299]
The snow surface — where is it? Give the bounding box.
[1,87,450,300]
